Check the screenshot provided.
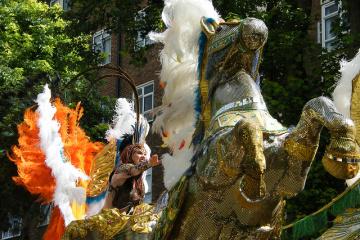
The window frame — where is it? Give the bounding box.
[321,1,340,50]
[93,29,112,65]
[135,81,155,122]
[49,0,70,11]
[134,81,155,202]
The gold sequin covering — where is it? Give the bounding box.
[162,17,360,240]
[62,203,159,240]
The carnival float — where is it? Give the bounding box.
[9,0,360,239]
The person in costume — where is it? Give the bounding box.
[103,143,161,211]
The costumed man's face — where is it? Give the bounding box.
[132,149,146,164]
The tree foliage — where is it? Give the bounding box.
[0,0,115,234]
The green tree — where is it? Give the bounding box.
[0,0,115,236]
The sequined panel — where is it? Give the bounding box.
[62,203,159,240]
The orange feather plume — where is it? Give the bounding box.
[9,98,104,239]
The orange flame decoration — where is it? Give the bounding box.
[9,98,104,240]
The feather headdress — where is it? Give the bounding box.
[149,0,220,189]
[106,98,150,159]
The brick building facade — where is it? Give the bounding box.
[97,31,166,202]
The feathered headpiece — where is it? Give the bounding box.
[106,98,150,162]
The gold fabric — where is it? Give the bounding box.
[62,203,159,240]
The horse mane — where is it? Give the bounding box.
[333,49,360,118]
[333,49,360,186]
[149,0,220,189]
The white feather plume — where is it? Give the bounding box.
[106,98,136,141]
[149,0,220,189]
[333,49,360,118]
[36,84,88,226]
[332,49,360,186]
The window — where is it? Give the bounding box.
[321,1,340,50]
[135,81,154,202]
[144,168,152,203]
[135,32,155,49]
[39,204,53,227]
[134,9,155,50]
[136,81,154,121]
[49,0,70,11]
[93,30,112,65]
[1,218,21,240]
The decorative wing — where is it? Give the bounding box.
[86,140,117,197]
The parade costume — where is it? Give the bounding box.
[11,86,159,239]
[149,0,360,239]
[10,0,360,239]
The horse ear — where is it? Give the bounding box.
[200,17,218,38]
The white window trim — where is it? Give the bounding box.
[93,29,112,65]
[49,0,58,6]
[321,1,339,49]
[317,21,322,44]
[134,81,155,122]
